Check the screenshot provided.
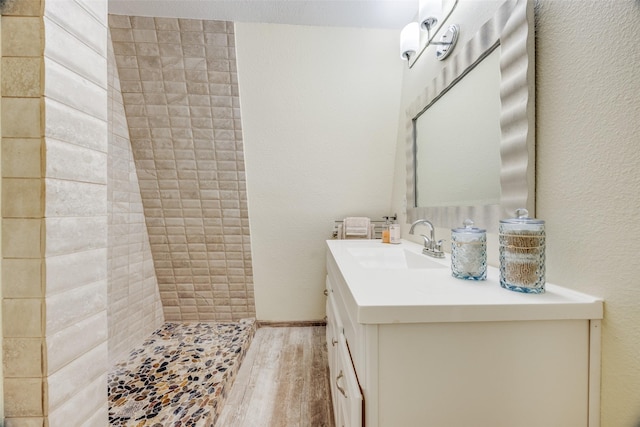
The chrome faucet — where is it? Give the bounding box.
[409,219,445,258]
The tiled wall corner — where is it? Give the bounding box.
[1,3,46,423]
[110,15,255,322]
[107,31,164,365]
[39,0,109,423]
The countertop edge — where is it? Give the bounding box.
[327,239,604,325]
[357,300,604,324]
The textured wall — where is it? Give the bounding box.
[107,33,164,365]
[3,0,111,425]
[109,15,255,322]
[535,1,640,425]
[1,1,47,422]
[42,0,110,424]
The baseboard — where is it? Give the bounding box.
[257,320,327,328]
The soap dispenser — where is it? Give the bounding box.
[381,216,390,243]
[389,217,401,244]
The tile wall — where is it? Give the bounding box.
[1,1,45,424]
[2,0,110,425]
[107,33,165,365]
[42,0,110,424]
[109,15,255,322]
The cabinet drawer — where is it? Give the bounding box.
[334,336,363,427]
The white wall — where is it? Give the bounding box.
[236,23,403,321]
[535,2,640,425]
[391,1,640,425]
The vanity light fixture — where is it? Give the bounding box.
[419,0,442,40]
[434,24,459,60]
[400,22,420,61]
[400,22,459,63]
[403,0,460,67]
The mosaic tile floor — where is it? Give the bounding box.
[108,319,256,426]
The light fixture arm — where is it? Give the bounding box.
[435,24,459,60]
[406,0,460,68]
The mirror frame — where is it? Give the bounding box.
[405,0,535,233]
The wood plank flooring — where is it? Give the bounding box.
[216,326,335,427]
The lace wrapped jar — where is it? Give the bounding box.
[451,219,486,281]
[499,209,545,293]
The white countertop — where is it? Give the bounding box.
[326,239,603,324]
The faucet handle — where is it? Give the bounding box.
[420,234,432,246]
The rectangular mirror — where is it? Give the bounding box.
[414,47,502,208]
[405,0,535,233]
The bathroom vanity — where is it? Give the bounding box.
[325,239,602,427]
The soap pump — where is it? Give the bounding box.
[381,216,391,243]
[389,215,401,244]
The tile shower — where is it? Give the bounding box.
[1,1,256,424]
[106,14,258,424]
[108,15,256,325]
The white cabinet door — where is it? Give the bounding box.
[334,336,363,427]
[326,294,340,425]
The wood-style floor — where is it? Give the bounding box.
[216,326,335,427]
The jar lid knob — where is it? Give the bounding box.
[515,208,529,219]
[463,218,474,228]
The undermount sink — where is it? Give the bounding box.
[347,246,446,270]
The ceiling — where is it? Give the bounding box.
[108,0,419,30]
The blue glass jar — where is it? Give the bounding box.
[451,219,487,281]
[499,209,546,293]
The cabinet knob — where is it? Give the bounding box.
[332,338,338,346]
[324,289,329,296]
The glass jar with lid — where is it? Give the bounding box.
[451,219,487,281]
[499,208,545,293]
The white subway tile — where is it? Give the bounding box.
[45,217,107,257]
[44,179,107,217]
[44,16,107,89]
[44,58,107,122]
[77,0,107,24]
[45,138,107,184]
[45,281,106,335]
[47,344,107,413]
[80,402,109,427]
[46,311,107,374]
[44,0,107,57]
[44,98,107,153]
[45,249,107,295]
